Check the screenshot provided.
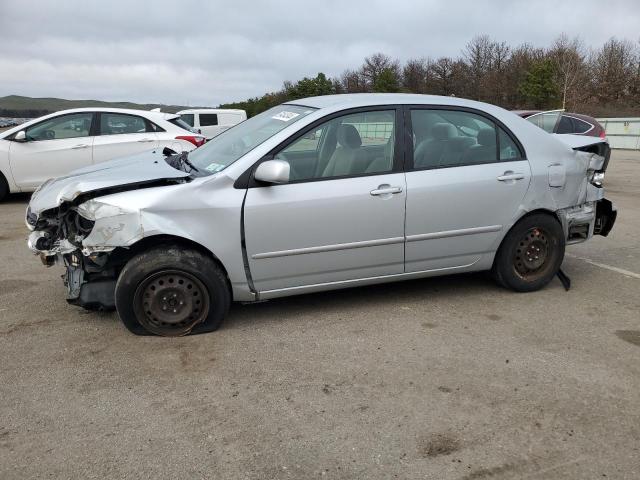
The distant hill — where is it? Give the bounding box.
[0,95,209,118]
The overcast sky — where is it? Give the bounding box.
[0,0,638,106]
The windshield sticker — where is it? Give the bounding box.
[205,163,226,173]
[272,111,300,122]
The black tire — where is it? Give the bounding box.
[0,172,8,202]
[115,246,230,336]
[492,213,565,292]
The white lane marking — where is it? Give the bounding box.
[566,253,640,279]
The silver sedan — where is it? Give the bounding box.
[26,94,616,336]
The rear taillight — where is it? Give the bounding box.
[599,130,606,139]
[176,135,205,147]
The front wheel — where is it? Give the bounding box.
[492,213,565,292]
[115,246,230,336]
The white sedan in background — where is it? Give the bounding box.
[0,108,205,200]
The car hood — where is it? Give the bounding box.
[28,150,190,215]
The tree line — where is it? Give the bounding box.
[220,35,640,118]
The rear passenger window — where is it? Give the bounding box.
[572,118,593,134]
[411,109,523,169]
[179,114,194,127]
[199,114,218,126]
[556,115,574,134]
[100,113,150,135]
[498,128,522,160]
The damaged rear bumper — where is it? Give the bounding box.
[557,198,616,244]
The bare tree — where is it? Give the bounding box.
[429,57,455,95]
[403,58,428,93]
[589,37,638,104]
[360,53,401,91]
[548,34,586,109]
[340,69,367,93]
[463,35,495,100]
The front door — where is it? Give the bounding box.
[405,107,532,272]
[9,112,95,189]
[243,107,406,293]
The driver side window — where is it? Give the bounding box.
[274,110,396,182]
[25,113,94,141]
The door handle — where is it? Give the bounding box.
[71,144,89,149]
[370,185,403,196]
[137,138,155,143]
[497,172,525,182]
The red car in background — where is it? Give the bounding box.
[514,110,606,139]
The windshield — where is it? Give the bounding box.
[188,104,315,174]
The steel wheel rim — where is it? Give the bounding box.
[133,269,210,336]
[513,227,551,279]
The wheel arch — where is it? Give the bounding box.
[492,208,563,267]
[119,234,232,291]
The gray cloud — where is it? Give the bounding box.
[0,0,638,106]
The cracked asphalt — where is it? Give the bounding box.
[1,150,639,479]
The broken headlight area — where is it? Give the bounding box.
[27,206,96,259]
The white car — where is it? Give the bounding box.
[0,108,205,200]
[176,108,247,139]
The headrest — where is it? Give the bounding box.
[476,128,496,147]
[431,123,456,141]
[337,124,362,149]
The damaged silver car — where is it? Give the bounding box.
[26,94,617,336]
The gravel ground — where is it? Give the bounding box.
[1,150,639,479]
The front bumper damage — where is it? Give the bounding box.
[26,200,143,311]
[62,253,117,310]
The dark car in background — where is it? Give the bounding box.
[514,110,606,139]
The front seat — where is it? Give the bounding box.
[414,123,456,168]
[322,124,364,177]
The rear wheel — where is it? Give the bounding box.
[492,213,565,292]
[115,246,230,336]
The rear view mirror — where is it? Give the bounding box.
[14,130,26,142]
[254,159,290,184]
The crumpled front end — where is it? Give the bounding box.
[26,198,145,309]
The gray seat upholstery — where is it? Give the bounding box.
[364,130,394,174]
[414,123,456,168]
[463,128,497,164]
[440,136,476,167]
[322,124,366,177]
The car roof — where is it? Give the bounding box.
[286,93,507,110]
[177,108,245,114]
[35,107,179,121]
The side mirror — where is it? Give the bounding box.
[254,159,290,184]
[14,130,26,142]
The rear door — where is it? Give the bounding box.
[405,107,531,272]
[243,107,406,293]
[9,112,95,189]
[92,112,158,164]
